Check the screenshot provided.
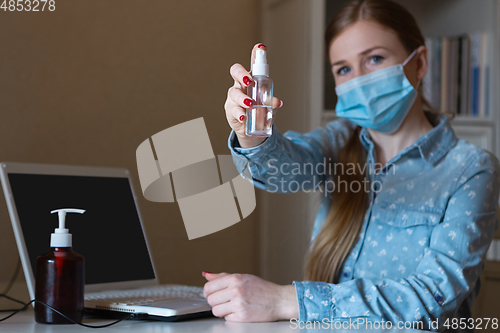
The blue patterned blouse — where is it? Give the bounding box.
[227,111,500,331]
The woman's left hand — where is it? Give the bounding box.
[202,272,299,322]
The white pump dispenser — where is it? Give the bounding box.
[252,49,269,77]
[50,208,85,247]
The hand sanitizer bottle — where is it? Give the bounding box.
[246,48,274,137]
[35,208,85,324]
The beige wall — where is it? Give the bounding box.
[0,0,261,299]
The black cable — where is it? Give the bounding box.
[1,259,21,295]
[0,299,131,328]
[0,259,26,312]
[0,259,132,328]
[0,294,25,306]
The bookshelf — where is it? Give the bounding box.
[424,33,491,118]
[260,0,500,323]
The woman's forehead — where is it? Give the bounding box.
[328,20,403,61]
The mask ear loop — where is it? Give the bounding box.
[401,48,423,113]
[402,48,422,90]
[402,49,419,67]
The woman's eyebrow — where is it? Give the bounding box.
[331,46,387,68]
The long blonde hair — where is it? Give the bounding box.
[305,0,437,283]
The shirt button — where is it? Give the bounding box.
[435,295,443,303]
[343,273,348,277]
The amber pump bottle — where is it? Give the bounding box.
[35,208,85,324]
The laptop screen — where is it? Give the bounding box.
[8,173,156,285]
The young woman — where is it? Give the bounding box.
[203,0,500,329]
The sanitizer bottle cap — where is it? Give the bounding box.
[252,49,269,77]
[50,208,85,247]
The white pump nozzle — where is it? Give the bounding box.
[252,49,269,77]
[50,208,85,247]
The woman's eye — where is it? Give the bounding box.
[337,66,351,76]
[369,55,384,65]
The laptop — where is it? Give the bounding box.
[0,162,213,321]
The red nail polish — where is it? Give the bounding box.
[243,76,252,86]
[257,43,266,49]
[203,271,212,275]
[239,115,245,121]
[244,98,253,107]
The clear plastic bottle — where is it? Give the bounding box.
[246,49,274,137]
[35,209,85,324]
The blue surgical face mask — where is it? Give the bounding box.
[334,49,419,134]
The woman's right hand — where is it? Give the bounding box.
[225,43,283,148]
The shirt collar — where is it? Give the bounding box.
[359,111,458,166]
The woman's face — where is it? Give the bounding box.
[328,20,420,87]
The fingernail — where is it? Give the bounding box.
[243,76,252,86]
[257,43,266,49]
[239,115,245,122]
[244,98,253,107]
[202,271,212,277]
[278,100,284,108]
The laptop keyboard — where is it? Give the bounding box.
[85,285,205,306]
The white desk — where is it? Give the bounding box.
[1,308,430,333]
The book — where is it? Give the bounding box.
[440,37,450,113]
[423,37,433,107]
[459,35,470,116]
[479,33,489,117]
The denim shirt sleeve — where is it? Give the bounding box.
[293,151,500,330]
[227,119,357,193]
